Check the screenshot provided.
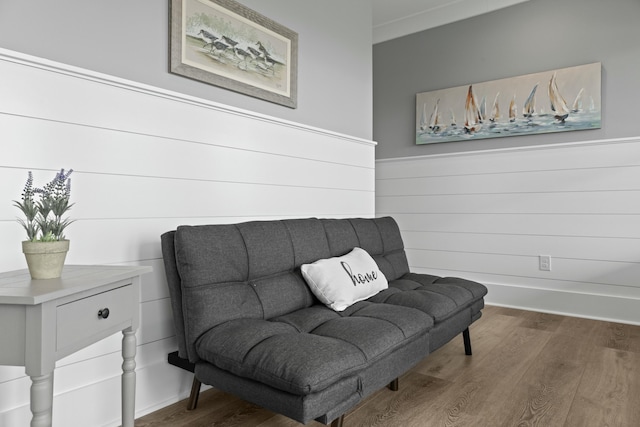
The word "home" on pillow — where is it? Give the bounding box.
[340,261,378,286]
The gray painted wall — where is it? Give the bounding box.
[373,0,640,159]
[0,0,373,140]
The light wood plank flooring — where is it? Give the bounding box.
[135,306,640,426]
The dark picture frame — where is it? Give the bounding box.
[170,0,298,108]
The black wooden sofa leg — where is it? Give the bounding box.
[331,414,345,427]
[463,327,472,356]
[167,351,202,411]
[187,376,202,410]
[388,377,399,391]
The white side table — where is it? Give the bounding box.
[0,265,152,427]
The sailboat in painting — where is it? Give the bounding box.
[572,88,585,112]
[523,83,538,119]
[419,100,445,133]
[479,96,486,123]
[489,92,500,123]
[419,103,429,132]
[429,99,444,132]
[548,72,570,122]
[509,94,517,122]
[464,85,482,133]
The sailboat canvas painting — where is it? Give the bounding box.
[416,63,601,144]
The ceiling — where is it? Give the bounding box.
[371,0,530,44]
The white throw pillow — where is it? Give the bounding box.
[301,247,388,311]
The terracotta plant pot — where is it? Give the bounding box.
[22,240,70,280]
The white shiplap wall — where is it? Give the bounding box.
[0,48,375,426]
[376,138,640,325]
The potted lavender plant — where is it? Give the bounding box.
[14,169,74,279]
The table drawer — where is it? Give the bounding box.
[56,285,135,351]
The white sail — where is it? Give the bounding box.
[464,85,482,133]
[429,99,444,132]
[509,94,517,122]
[420,103,428,132]
[490,92,500,122]
[548,72,570,121]
[572,88,585,112]
[523,83,538,118]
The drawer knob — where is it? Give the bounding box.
[98,308,110,319]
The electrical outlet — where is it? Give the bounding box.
[539,255,551,271]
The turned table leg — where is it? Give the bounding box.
[122,328,137,427]
[29,372,54,427]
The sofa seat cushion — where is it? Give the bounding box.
[195,302,432,396]
[367,273,488,323]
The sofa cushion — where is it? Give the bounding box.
[283,218,332,267]
[174,222,321,361]
[320,217,410,281]
[362,217,410,281]
[175,224,249,287]
[347,219,384,255]
[195,303,433,396]
[321,219,360,257]
[301,247,388,311]
[368,273,487,323]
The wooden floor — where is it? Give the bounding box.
[135,306,640,427]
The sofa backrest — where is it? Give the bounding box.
[321,218,409,280]
[161,216,409,362]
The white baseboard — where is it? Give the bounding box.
[132,383,213,422]
[484,282,640,326]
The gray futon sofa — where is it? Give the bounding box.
[161,216,487,426]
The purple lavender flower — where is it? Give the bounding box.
[14,169,75,242]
